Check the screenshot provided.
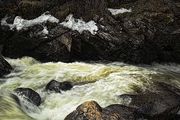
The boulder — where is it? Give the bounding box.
[65,101,103,120]
[103,104,136,120]
[14,88,41,106]
[65,101,136,120]
[65,82,180,120]
[1,24,71,62]
[45,80,73,93]
[119,82,180,119]
[0,54,12,77]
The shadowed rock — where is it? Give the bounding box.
[119,82,180,119]
[0,55,12,77]
[0,0,180,64]
[46,80,73,93]
[14,88,41,106]
[65,82,180,120]
[65,101,136,120]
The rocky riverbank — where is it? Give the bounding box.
[0,0,179,64]
[65,82,180,120]
[0,0,180,120]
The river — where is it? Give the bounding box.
[0,57,180,120]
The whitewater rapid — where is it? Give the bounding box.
[0,57,180,120]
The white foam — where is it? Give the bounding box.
[60,14,98,35]
[1,12,59,31]
[2,57,180,120]
[108,8,132,15]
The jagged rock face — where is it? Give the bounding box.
[0,55,12,77]
[106,0,180,63]
[0,0,68,20]
[0,0,180,64]
[0,0,106,20]
[1,24,71,62]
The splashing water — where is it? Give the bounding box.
[0,57,180,120]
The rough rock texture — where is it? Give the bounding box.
[45,80,73,93]
[119,82,180,119]
[14,88,41,106]
[0,0,180,64]
[65,101,136,120]
[0,54,12,77]
[65,82,180,120]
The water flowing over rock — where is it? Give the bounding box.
[65,82,180,120]
[0,54,12,77]
[65,101,136,120]
[46,80,73,93]
[14,88,41,106]
[0,94,33,120]
[119,82,180,119]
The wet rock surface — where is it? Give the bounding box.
[0,0,180,64]
[65,101,136,120]
[46,80,73,93]
[119,82,180,120]
[0,54,12,77]
[14,88,41,106]
[65,82,180,120]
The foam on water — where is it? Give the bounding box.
[0,57,180,120]
[0,93,33,120]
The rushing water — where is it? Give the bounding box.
[0,57,180,120]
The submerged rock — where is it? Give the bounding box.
[0,55,12,77]
[46,80,73,93]
[119,82,180,119]
[65,101,136,120]
[14,88,41,106]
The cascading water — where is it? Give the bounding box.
[1,57,180,120]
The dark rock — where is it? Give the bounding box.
[0,0,19,19]
[0,55,12,77]
[46,80,61,93]
[103,104,136,120]
[174,114,180,120]
[119,82,180,119]
[46,80,73,93]
[107,0,137,8]
[14,88,41,106]
[1,24,71,62]
[59,81,73,91]
[0,0,180,64]
[72,0,106,21]
[65,82,180,120]
[65,101,136,120]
